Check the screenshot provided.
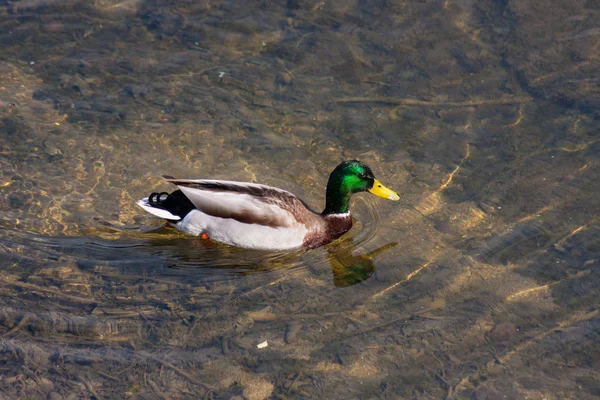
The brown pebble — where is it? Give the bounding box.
[233,337,254,350]
[221,337,229,355]
[293,125,315,137]
[48,392,63,400]
[478,202,496,214]
[39,377,54,391]
[276,72,293,86]
[491,322,517,340]
[285,321,302,344]
[246,311,278,322]
[42,22,65,33]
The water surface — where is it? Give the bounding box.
[1,0,599,399]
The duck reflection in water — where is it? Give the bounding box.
[143,232,397,288]
[326,237,398,287]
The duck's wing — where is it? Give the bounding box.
[164,177,315,228]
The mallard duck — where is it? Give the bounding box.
[137,160,399,251]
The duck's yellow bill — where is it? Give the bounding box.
[369,179,400,201]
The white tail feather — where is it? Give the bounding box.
[136,198,181,221]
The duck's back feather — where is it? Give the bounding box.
[164,178,319,228]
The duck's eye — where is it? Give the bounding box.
[358,173,368,179]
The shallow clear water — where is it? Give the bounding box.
[1,0,599,399]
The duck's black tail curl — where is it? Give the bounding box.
[148,190,196,220]
[148,192,170,206]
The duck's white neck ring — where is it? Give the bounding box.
[325,212,351,218]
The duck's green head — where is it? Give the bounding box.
[323,160,399,215]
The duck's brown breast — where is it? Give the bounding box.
[302,214,352,249]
